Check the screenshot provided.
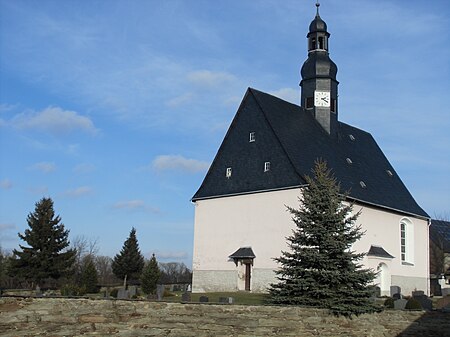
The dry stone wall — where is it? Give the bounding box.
[0,297,449,337]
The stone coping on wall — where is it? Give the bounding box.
[1,297,449,336]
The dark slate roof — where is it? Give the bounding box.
[192,88,429,219]
[229,247,256,259]
[367,245,395,259]
[430,219,450,253]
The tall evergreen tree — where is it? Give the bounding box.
[141,253,160,295]
[80,255,99,294]
[112,227,145,283]
[269,160,379,316]
[11,197,76,284]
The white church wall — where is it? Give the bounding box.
[192,189,429,295]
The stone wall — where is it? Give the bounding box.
[1,297,449,337]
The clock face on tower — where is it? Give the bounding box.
[314,91,331,107]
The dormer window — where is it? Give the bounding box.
[386,170,393,177]
[360,181,366,188]
[264,162,271,172]
[226,167,232,178]
[349,134,355,141]
[249,132,255,142]
[346,158,353,165]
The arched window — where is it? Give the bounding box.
[400,218,414,265]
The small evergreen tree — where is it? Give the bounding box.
[141,253,160,295]
[80,256,99,294]
[112,227,145,284]
[269,160,379,316]
[11,197,76,285]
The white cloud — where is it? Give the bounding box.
[269,87,299,104]
[152,155,209,173]
[166,93,195,108]
[154,250,189,260]
[0,223,16,231]
[73,163,95,174]
[28,185,49,195]
[0,179,12,190]
[187,70,236,88]
[30,162,56,173]
[113,200,160,213]
[11,106,98,136]
[65,186,93,197]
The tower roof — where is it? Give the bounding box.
[308,2,328,35]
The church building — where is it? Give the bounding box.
[191,5,430,296]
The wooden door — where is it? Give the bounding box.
[245,263,251,291]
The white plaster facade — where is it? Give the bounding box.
[192,188,429,295]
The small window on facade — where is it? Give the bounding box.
[349,134,355,141]
[386,170,393,177]
[400,218,414,264]
[249,132,255,142]
[346,158,353,164]
[264,162,271,172]
[359,181,366,188]
[226,167,232,178]
[306,97,314,109]
[400,222,406,262]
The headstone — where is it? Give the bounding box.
[219,297,228,304]
[199,295,209,303]
[227,297,234,304]
[441,288,450,297]
[128,285,137,298]
[392,293,402,300]
[187,284,192,292]
[390,285,401,297]
[35,285,43,298]
[413,295,432,311]
[412,290,424,297]
[104,289,110,300]
[156,284,165,301]
[394,299,408,310]
[117,288,129,300]
[181,292,191,302]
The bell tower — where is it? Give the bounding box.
[300,2,339,136]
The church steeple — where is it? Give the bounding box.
[300,2,339,136]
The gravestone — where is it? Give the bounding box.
[219,297,228,304]
[374,286,381,298]
[441,288,450,296]
[394,299,408,310]
[117,288,129,300]
[199,295,209,303]
[181,292,191,302]
[413,294,432,311]
[156,284,165,301]
[128,285,137,298]
[187,284,192,292]
[390,285,401,297]
[412,290,424,297]
[104,289,110,300]
[393,293,402,300]
[35,286,43,298]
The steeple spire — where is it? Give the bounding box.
[300,3,339,136]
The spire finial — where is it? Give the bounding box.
[316,1,320,16]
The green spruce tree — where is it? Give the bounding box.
[80,256,99,294]
[11,197,76,285]
[141,253,160,295]
[269,160,379,316]
[112,227,145,284]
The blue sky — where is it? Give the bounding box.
[1,0,449,267]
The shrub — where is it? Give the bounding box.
[61,284,84,296]
[110,288,118,298]
[384,297,395,308]
[405,298,422,310]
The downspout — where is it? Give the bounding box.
[427,218,431,296]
